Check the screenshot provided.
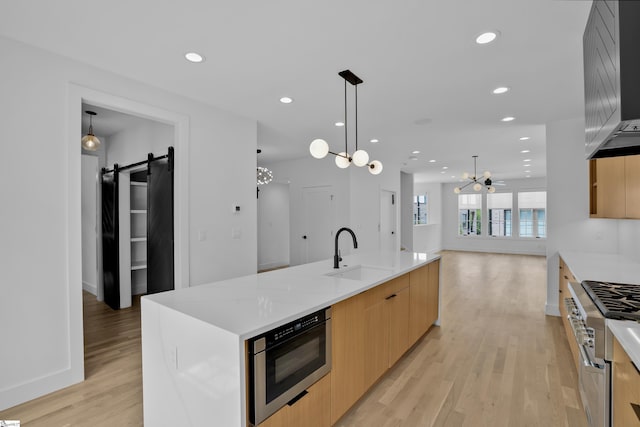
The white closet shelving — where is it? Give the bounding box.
[130,178,147,295]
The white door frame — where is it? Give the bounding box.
[66,83,190,383]
[379,189,397,252]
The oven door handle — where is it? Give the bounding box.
[578,341,604,372]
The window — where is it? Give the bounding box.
[487,193,512,237]
[458,194,482,235]
[413,194,428,225]
[518,191,546,238]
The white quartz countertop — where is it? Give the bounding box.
[608,319,640,367]
[143,251,439,340]
[558,251,640,285]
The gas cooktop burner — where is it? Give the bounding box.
[582,280,640,321]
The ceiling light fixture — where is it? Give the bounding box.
[370,139,379,143]
[521,149,530,153]
[501,116,515,122]
[81,110,101,151]
[185,52,204,63]
[475,31,499,45]
[280,97,293,104]
[519,136,530,140]
[309,70,383,175]
[257,166,274,185]
[412,150,420,154]
[335,122,344,127]
[429,159,436,163]
[492,87,509,94]
[453,155,495,194]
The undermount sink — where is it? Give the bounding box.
[325,264,393,281]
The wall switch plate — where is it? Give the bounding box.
[232,205,240,213]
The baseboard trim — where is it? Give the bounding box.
[82,281,97,296]
[0,367,82,411]
[545,303,560,317]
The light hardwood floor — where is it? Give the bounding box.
[1,252,586,426]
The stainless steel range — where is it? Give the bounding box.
[565,280,640,427]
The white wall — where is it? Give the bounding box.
[441,178,548,255]
[266,157,401,266]
[413,182,443,254]
[0,36,257,410]
[257,183,290,271]
[81,155,99,295]
[545,118,620,315]
[106,119,174,167]
[400,171,414,251]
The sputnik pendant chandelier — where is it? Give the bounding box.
[453,155,496,193]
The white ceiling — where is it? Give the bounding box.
[0,0,592,184]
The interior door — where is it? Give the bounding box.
[101,171,120,310]
[302,186,333,264]
[379,190,397,252]
[147,155,174,294]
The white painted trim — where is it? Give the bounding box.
[66,83,191,387]
[545,303,560,316]
[82,281,97,296]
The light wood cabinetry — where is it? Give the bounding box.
[409,259,440,344]
[612,336,640,427]
[590,155,640,219]
[331,293,366,424]
[558,256,580,373]
[260,373,331,427]
[331,260,439,425]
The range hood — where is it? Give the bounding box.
[583,0,640,159]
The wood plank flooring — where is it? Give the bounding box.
[334,251,587,427]
[0,251,586,426]
[0,292,143,426]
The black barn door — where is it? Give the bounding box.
[101,171,120,309]
[147,152,174,294]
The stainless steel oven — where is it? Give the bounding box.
[566,283,611,427]
[248,307,331,426]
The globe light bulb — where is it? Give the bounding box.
[352,149,369,167]
[454,187,461,194]
[368,160,383,175]
[335,152,351,168]
[462,172,469,180]
[473,183,482,191]
[309,139,329,159]
[483,171,491,179]
[488,186,496,193]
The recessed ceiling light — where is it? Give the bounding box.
[526,175,531,178]
[523,164,531,167]
[521,149,530,153]
[519,136,530,141]
[525,170,531,173]
[370,139,379,143]
[492,87,509,94]
[412,150,420,154]
[185,52,204,63]
[451,175,456,178]
[280,97,293,104]
[335,122,344,127]
[409,156,418,160]
[442,166,448,170]
[501,116,515,122]
[523,159,531,162]
[440,171,446,174]
[475,31,499,45]
[429,159,436,163]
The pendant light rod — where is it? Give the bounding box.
[473,155,478,179]
[355,84,359,151]
[344,79,348,155]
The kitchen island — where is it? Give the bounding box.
[141,250,440,427]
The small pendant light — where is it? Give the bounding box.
[81,110,101,151]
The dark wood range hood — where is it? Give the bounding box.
[584,0,640,159]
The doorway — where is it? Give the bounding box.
[69,83,190,385]
[302,186,334,264]
[380,189,397,252]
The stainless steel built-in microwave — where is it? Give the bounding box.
[247,307,331,425]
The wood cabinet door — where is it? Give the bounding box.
[612,337,640,427]
[260,374,331,427]
[388,286,410,367]
[596,157,626,218]
[426,259,440,327]
[409,265,429,344]
[331,294,366,425]
[625,155,640,219]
